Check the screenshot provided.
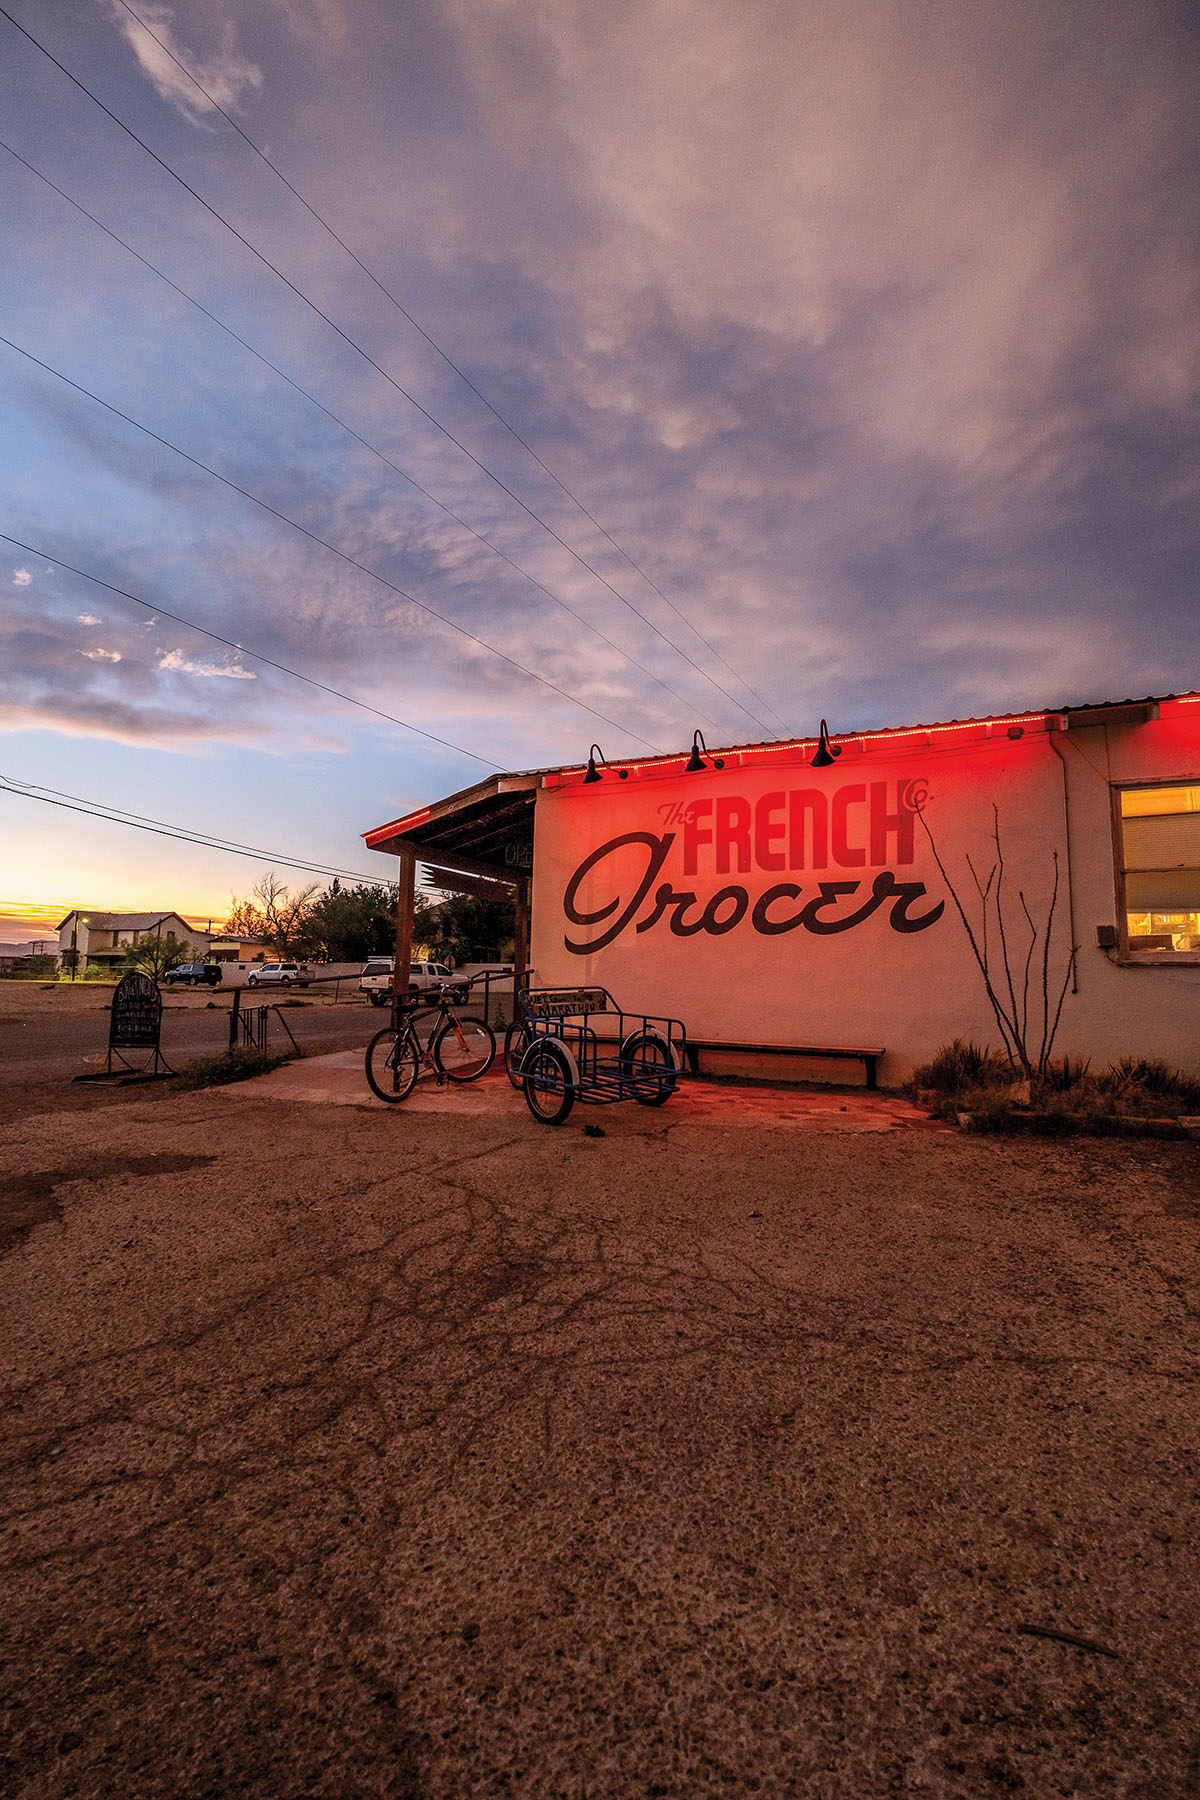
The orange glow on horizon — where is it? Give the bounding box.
[0,892,243,939]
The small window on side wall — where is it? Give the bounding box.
[1118,784,1200,957]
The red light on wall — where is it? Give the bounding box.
[545,710,1062,788]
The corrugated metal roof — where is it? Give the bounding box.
[363,688,1198,871]
[368,690,1197,836]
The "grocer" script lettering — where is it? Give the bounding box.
[563,831,944,954]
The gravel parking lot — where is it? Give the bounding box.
[1,1021,1198,1797]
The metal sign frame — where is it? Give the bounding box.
[74,971,176,1083]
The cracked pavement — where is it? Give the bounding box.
[1,1068,1199,1797]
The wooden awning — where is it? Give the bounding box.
[364,773,538,887]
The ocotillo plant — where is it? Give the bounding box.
[916,802,1077,1082]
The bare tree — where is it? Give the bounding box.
[225,873,318,956]
[224,892,267,939]
[917,803,1077,1081]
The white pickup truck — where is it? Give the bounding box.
[359,957,469,1006]
[246,961,311,988]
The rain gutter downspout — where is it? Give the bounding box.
[1047,725,1079,994]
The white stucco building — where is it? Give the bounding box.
[365,692,1200,1087]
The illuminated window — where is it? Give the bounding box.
[1118,785,1200,956]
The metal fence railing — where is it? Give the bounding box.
[221,966,520,1049]
[227,989,302,1054]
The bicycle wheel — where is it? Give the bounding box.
[503,1020,532,1089]
[433,1014,496,1082]
[365,1026,420,1103]
[620,1031,677,1106]
[521,1039,575,1125]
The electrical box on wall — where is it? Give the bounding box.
[1095,924,1118,948]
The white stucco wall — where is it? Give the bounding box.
[529,706,1200,1086]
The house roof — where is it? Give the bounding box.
[56,910,202,933]
[363,689,1199,880]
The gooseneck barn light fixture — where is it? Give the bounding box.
[684,730,725,774]
[810,720,843,768]
[582,745,629,784]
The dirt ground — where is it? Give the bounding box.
[1,1042,1199,1797]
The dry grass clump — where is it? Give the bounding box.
[910,1041,1200,1133]
[175,1046,291,1090]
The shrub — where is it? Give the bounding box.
[915,1039,1200,1131]
[912,1039,1011,1093]
[1098,1057,1200,1109]
[1040,1054,1091,1093]
[175,1046,290,1090]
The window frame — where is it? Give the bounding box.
[1112,777,1200,966]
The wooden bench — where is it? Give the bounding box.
[683,1039,885,1090]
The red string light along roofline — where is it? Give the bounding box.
[367,695,1198,814]
[546,708,1067,787]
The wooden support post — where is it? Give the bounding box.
[393,849,416,1018]
[513,876,530,998]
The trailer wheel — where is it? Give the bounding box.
[620,1031,677,1106]
[521,1039,575,1125]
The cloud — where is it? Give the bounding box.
[77,613,101,625]
[6,0,1196,776]
[156,648,257,680]
[101,0,262,122]
[12,569,31,587]
[0,597,273,749]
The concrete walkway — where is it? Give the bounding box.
[226,1046,928,1131]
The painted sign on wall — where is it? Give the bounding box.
[561,777,943,953]
[529,744,1091,1072]
[520,709,1200,1083]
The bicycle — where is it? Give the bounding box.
[365,987,496,1103]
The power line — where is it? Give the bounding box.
[0,773,398,884]
[0,527,510,768]
[0,4,776,739]
[0,136,723,741]
[0,333,665,752]
[111,0,791,738]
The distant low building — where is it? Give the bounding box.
[0,941,54,973]
[55,910,209,974]
[207,933,270,964]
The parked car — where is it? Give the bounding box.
[246,961,310,988]
[360,957,396,1006]
[162,962,222,987]
[358,956,469,1005]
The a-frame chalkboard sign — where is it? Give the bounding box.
[74,971,175,1082]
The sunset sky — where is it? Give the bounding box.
[2,0,1197,942]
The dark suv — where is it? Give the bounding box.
[162,962,222,987]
